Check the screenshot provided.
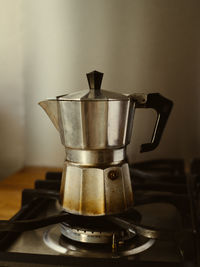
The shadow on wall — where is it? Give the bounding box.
[124,0,200,162]
[0,109,24,180]
[0,0,24,179]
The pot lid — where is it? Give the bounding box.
[57,70,130,101]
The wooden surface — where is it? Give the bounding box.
[0,166,61,220]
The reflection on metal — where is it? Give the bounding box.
[39,70,173,216]
[43,225,155,258]
[60,162,133,216]
[39,71,173,151]
[60,223,135,244]
[65,148,125,165]
[43,229,67,254]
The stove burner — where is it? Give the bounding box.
[43,225,155,258]
[59,208,142,244]
[60,223,135,244]
[1,158,198,266]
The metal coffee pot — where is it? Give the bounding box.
[39,70,173,216]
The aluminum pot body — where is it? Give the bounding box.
[58,99,135,149]
[60,161,133,216]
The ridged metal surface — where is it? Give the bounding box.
[39,99,135,149]
[60,162,133,216]
[39,72,172,216]
[59,100,134,149]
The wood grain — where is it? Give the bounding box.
[0,166,61,220]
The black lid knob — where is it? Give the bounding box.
[86,70,104,90]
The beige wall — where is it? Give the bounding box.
[1,0,200,178]
[23,0,200,167]
[0,0,24,179]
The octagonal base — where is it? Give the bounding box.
[60,161,133,216]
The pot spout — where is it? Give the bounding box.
[38,100,59,131]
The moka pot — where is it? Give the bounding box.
[39,70,173,216]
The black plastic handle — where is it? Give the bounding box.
[134,93,173,153]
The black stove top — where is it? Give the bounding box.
[0,159,199,267]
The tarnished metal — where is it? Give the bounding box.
[65,148,125,165]
[39,99,134,149]
[60,223,135,244]
[39,70,173,216]
[39,74,172,152]
[43,225,155,257]
[60,161,133,216]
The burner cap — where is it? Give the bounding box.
[60,223,135,244]
[60,208,142,244]
[43,225,155,258]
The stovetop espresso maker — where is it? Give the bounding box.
[39,70,173,216]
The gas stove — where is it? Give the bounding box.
[0,159,199,266]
